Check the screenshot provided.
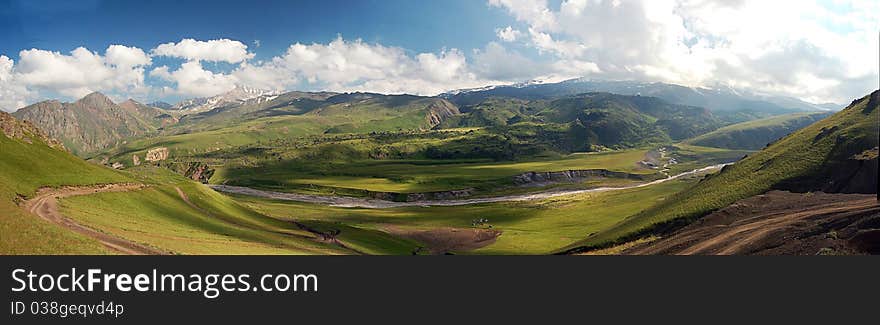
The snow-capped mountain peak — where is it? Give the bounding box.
[172,85,282,113]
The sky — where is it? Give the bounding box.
[0,0,877,111]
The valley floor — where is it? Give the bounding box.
[209,163,725,208]
[25,144,743,255]
[3,141,755,255]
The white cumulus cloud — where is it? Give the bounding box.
[151,61,238,97]
[152,38,254,63]
[488,0,879,103]
[0,55,33,111]
[9,46,151,102]
[232,37,494,95]
[496,26,522,42]
[105,45,151,68]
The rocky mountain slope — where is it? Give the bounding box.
[13,92,166,156]
[0,111,65,150]
[118,99,179,128]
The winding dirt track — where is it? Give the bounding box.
[625,191,880,255]
[211,164,728,208]
[24,184,168,255]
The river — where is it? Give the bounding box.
[210,164,729,209]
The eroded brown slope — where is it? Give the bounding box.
[625,191,880,255]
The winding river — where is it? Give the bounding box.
[210,164,729,209]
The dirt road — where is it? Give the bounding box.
[625,191,880,255]
[211,164,728,208]
[24,184,167,255]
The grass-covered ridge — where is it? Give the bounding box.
[0,112,362,255]
[687,111,831,150]
[60,167,357,255]
[565,90,879,252]
[0,112,130,254]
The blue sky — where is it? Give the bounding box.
[0,0,512,61]
[0,0,877,110]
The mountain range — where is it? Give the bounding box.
[168,85,282,113]
[444,79,839,123]
[8,79,837,158]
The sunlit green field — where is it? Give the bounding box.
[212,149,657,194]
[230,176,699,254]
[4,112,745,255]
[60,167,351,255]
[52,147,714,255]
[0,132,129,254]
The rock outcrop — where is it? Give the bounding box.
[425,99,460,128]
[154,161,215,183]
[512,169,648,186]
[182,162,214,184]
[0,111,65,150]
[369,188,476,202]
[145,147,169,162]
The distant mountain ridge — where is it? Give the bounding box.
[148,101,173,109]
[170,85,281,113]
[443,79,838,119]
[10,79,841,159]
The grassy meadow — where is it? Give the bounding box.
[229,176,700,254]
[212,148,658,194]
[0,131,128,254]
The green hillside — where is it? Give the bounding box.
[442,93,724,150]
[95,93,462,164]
[687,111,831,150]
[565,90,879,252]
[59,167,359,255]
[0,112,130,254]
[95,92,730,187]
[0,112,371,255]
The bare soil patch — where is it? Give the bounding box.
[383,226,501,254]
